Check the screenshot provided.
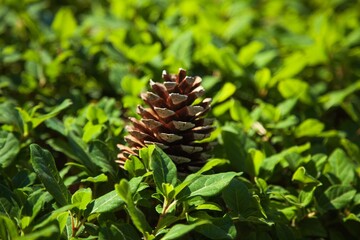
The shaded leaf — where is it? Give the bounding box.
[317,185,356,212]
[196,215,237,239]
[162,220,209,240]
[328,148,355,185]
[115,179,152,234]
[222,179,251,215]
[0,214,18,240]
[0,130,20,168]
[30,144,71,206]
[151,146,177,194]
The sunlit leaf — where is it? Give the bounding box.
[52,7,78,39]
[295,119,324,138]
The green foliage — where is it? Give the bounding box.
[1,0,360,239]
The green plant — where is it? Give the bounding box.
[1,0,360,239]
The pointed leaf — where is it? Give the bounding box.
[151,146,177,194]
[292,167,321,186]
[0,214,18,240]
[328,148,355,185]
[99,223,140,240]
[196,215,237,239]
[30,144,71,206]
[81,173,108,183]
[162,220,209,240]
[89,190,125,214]
[295,119,324,138]
[0,130,20,168]
[222,179,251,215]
[17,224,59,240]
[67,132,100,176]
[72,188,92,210]
[178,172,241,199]
[317,185,356,212]
[115,179,152,234]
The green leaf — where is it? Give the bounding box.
[0,130,20,168]
[162,220,209,240]
[72,188,92,210]
[319,81,360,110]
[272,52,307,82]
[12,170,36,188]
[317,185,356,212]
[0,102,24,134]
[150,146,177,194]
[229,99,253,129]
[276,98,298,116]
[89,190,125,214]
[30,203,74,231]
[299,186,317,207]
[99,223,140,240]
[194,202,222,211]
[196,158,230,175]
[295,119,324,138]
[254,68,271,90]
[195,215,237,239]
[238,41,264,66]
[115,179,152,234]
[292,167,321,186]
[67,132,100,176]
[221,123,257,172]
[0,214,18,240]
[247,148,265,177]
[88,140,118,180]
[56,211,70,234]
[83,123,103,142]
[222,179,252,215]
[34,99,73,125]
[17,224,59,240]
[212,82,237,104]
[260,143,310,179]
[16,100,72,137]
[81,173,108,183]
[156,215,180,230]
[30,144,71,206]
[139,145,155,170]
[267,115,299,129]
[52,7,78,39]
[278,78,310,103]
[165,31,193,69]
[86,104,108,124]
[124,155,146,178]
[22,190,52,228]
[328,148,355,185]
[126,43,161,64]
[178,172,241,199]
[174,159,230,198]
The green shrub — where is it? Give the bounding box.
[1,0,360,239]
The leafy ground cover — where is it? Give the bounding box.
[1,0,360,239]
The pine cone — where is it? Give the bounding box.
[117,68,215,174]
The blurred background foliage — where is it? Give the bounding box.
[1,0,360,238]
[1,0,360,158]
